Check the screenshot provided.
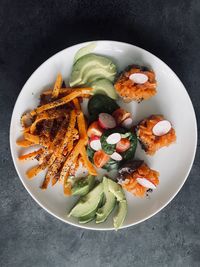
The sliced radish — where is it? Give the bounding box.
[90,136,102,151]
[106,133,121,145]
[121,117,133,129]
[152,120,171,136]
[136,178,156,189]
[110,152,123,161]
[129,73,148,84]
[98,113,116,129]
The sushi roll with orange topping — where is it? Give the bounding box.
[114,65,157,102]
[136,115,176,155]
[118,160,159,197]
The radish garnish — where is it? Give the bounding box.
[90,136,102,151]
[129,73,148,84]
[110,152,123,161]
[121,117,133,129]
[106,133,121,145]
[98,113,116,129]
[152,120,171,136]
[136,178,156,189]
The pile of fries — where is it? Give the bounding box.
[17,74,97,195]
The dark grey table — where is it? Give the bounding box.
[0,1,199,266]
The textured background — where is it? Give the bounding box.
[0,1,200,266]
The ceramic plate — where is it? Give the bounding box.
[10,41,197,230]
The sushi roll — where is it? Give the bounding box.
[114,65,157,102]
[118,160,159,197]
[136,115,176,155]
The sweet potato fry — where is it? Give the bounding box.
[26,161,47,179]
[77,111,88,142]
[42,87,92,96]
[63,178,72,195]
[56,110,77,157]
[59,139,85,182]
[24,133,40,144]
[16,139,34,147]
[80,146,97,176]
[30,89,92,116]
[52,73,63,99]
[19,148,43,161]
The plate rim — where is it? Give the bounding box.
[10,40,198,231]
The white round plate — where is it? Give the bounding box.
[10,41,197,230]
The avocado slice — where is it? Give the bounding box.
[79,193,104,224]
[90,78,118,100]
[70,54,117,87]
[79,209,96,224]
[113,200,127,230]
[96,177,116,223]
[72,175,95,196]
[74,43,97,63]
[107,179,126,202]
[68,183,103,218]
[83,68,116,84]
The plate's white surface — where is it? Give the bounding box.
[10,41,197,230]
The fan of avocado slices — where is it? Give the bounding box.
[70,44,118,100]
[68,176,127,230]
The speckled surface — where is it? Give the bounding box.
[0,1,200,266]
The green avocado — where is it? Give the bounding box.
[96,177,116,223]
[113,200,127,230]
[70,54,117,87]
[72,175,95,196]
[90,78,118,100]
[68,183,103,218]
[78,209,96,224]
[107,178,126,202]
[79,193,104,224]
[74,43,97,63]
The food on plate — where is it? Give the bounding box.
[17,74,97,195]
[114,64,157,102]
[70,46,118,99]
[16,43,177,229]
[69,176,127,230]
[87,122,137,171]
[96,177,116,224]
[89,78,118,100]
[118,160,159,197]
[71,175,95,196]
[73,42,97,63]
[136,115,176,155]
[98,113,116,129]
[70,54,117,87]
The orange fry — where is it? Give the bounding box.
[42,87,92,96]
[77,111,88,142]
[80,146,97,176]
[56,110,77,157]
[63,177,72,195]
[26,162,47,179]
[24,133,40,144]
[16,139,34,147]
[59,139,85,183]
[52,73,63,99]
[19,148,43,161]
[30,89,92,116]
